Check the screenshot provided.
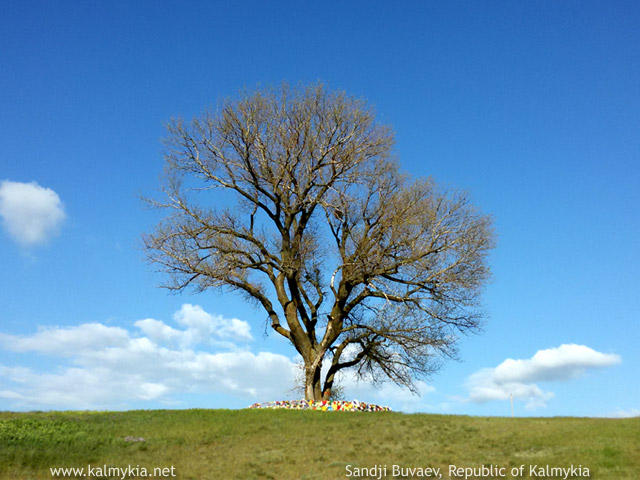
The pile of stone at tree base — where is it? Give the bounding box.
[248,399,391,412]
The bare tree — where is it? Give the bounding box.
[144,84,494,401]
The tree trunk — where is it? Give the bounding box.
[304,362,323,401]
[322,387,332,401]
[321,379,333,401]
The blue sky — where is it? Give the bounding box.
[1,0,638,416]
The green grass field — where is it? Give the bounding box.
[1,409,638,479]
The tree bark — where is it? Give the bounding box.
[321,385,332,401]
[304,362,323,401]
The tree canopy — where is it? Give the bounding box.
[144,84,494,401]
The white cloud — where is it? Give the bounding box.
[0,366,173,407]
[0,180,66,246]
[466,344,621,409]
[0,323,130,355]
[134,304,253,348]
[0,350,298,410]
[492,344,621,383]
[0,304,295,410]
[605,408,640,418]
[174,303,253,343]
[134,318,185,345]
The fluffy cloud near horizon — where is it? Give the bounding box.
[466,344,621,409]
[0,180,66,246]
[606,408,640,418]
[0,304,431,410]
[0,305,292,409]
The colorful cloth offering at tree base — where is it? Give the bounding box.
[248,400,391,412]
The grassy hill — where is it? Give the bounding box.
[1,409,638,479]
